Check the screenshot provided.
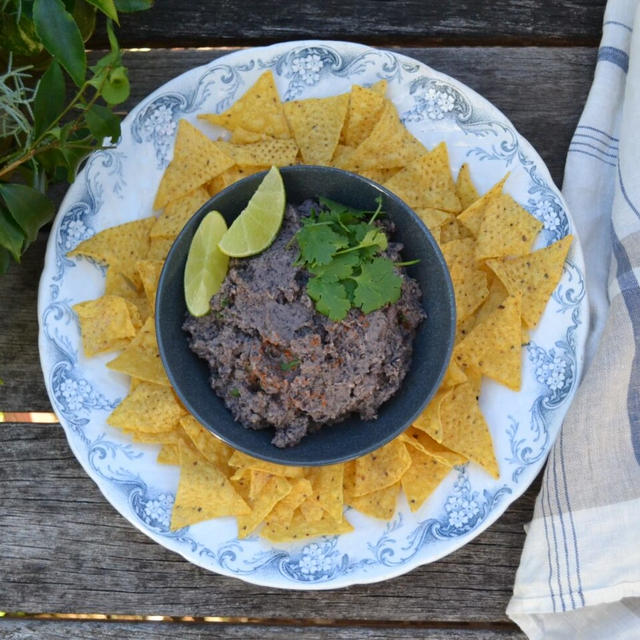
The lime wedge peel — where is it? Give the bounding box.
[184,210,229,317]
[217,166,286,257]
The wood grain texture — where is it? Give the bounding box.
[90,0,606,49]
[0,47,595,413]
[0,422,539,621]
[1,619,525,639]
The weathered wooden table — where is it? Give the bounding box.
[1,2,603,637]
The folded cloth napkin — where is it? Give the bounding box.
[506,0,640,637]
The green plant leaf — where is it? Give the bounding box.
[0,206,25,262]
[0,183,55,244]
[33,60,65,138]
[72,0,98,42]
[0,247,10,274]
[33,0,87,87]
[85,0,119,23]
[102,66,129,104]
[115,0,153,11]
[85,103,121,141]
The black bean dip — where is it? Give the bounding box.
[183,202,425,447]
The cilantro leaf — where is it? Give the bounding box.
[308,252,359,281]
[307,276,352,321]
[295,223,349,266]
[352,257,403,313]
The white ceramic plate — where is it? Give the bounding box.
[38,40,588,589]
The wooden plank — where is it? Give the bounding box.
[1,619,525,639]
[0,47,595,413]
[90,0,606,49]
[1,422,539,621]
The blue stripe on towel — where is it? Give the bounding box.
[611,225,640,465]
[570,141,618,159]
[597,46,630,73]
[576,125,619,142]
[544,462,566,610]
[573,132,619,150]
[559,428,585,606]
[618,163,640,219]
[567,147,617,167]
[541,477,557,611]
[603,20,633,32]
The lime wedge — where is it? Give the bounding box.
[217,166,286,257]
[184,210,229,316]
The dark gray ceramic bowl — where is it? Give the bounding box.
[156,165,455,466]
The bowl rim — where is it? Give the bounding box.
[156,164,456,466]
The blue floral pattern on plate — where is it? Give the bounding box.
[37,40,589,589]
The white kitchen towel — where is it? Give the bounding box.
[506,0,640,637]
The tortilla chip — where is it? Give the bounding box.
[154,119,234,210]
[357,167,401,184]
[265,478,313,528]
[214,139,298,168]
[349,482,399,520]
[454,294,523,390]
[439,216,472,243]
[449,262,489,322]
[228,450,304,478]
[486,235,573,328]
[331,143,355,168]
[136,259,164,310]
[441,359,468,388]
[299,496,325,522]
[283,93,349,165]
[105,266,140,297]
[412,389,450,442]
[440,237,477,272]
[401,448,452,512]
[107,316,170,386]
[455,313,477,344]
[456,163,479,209]
[439,382,499,478]
[344,100,426,171]
[171,442,250,530]
[150,187,211,239]
[353,439,411,497]
[401,426,467,467]
[475,193,543,260]
[341,83,387,147]
[236,475,291,539]
[230,127,273,144]
[458,174,509,237]
[383,143,461,212]
[157,443,180,465]
[306,464,344,521]
[261,510,353,542]
[73,295,139,357]
[473,276,509,327]
[68,217,155,288]
[414,208,454,234]
[147,235,175,261]
[107,382,186,434]
[179,414,233,467]
[199,71,290,139]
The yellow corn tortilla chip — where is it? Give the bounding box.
[283,93,349,165]
[473,276,509,327]
[199,71,291,139]
[411,389,450,442]
[171,442,250,530]
[129,428,185,445]
[107,316,170,386]
[331,143,355,168]
[453,294,523,390]
[439,382,499,478]
[383,143,461,212]
[154,119,234,210]
[73,295,139,357]
[439,216,472,243]
[68,217,155,289]
[456,163,480,209]
[475,193,543,261]
[150,187,211,239]
[157,443,180,465]
[486,235,573,328]
[349,482,399,520]
[237,475,291,539]
[341,82,387,147]
[261,510,353,543]
[136,259,164,310]
[230,127,274,144]
[440,237,477,272]
[228,450,304,478]
[401,448,452,512]
[441,359,468,388]
[214,138,298,168]
[455,313,477,344]
[105,266,140,298]
[353,439,411,497]
[414,208,454,234]
[107,382,186,434]
[306,464,344,521]
[247,470,273,501]
[299,496,325,522]
[458,174,509,237]
[342,460,357,502]
[401,426,467,467]
[357,167,401,184]
[265,478,313,528]
[344,100,426,171]
[147,235,174,261]
[449,262,489,322]
[179,414,233,468]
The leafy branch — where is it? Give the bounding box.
[0,0,153,274]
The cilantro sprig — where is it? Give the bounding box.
[293,197,405,322]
